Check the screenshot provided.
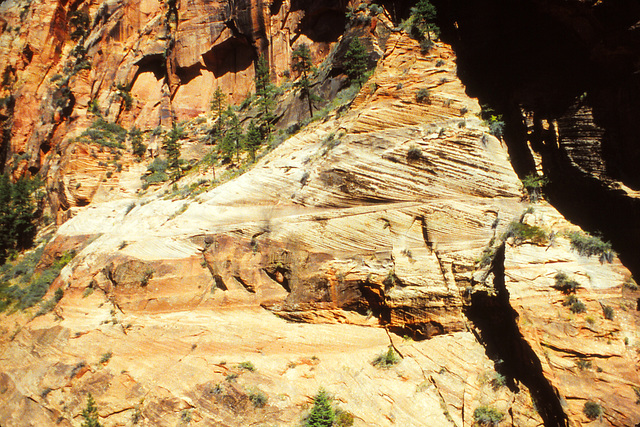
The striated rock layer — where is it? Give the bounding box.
[0,27,637,426]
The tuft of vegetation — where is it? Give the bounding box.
[344,37,369,87]
[292,43,315,118]
[305,389,334,427]
[409,0,439,42]
[142,158,168,187]
[162,125,185,181]
[81,393,103,427]
[115,83,133,110]
[553,272,580,294]
[567,231,615,263]
[489,373,506,391]
[0,174,41,263]
[576,358,592,371]
[521,174,548,202]
[473,406,504,426]
[237,361,255,372]
[129,127,146,158]
[248,389,268,408]
[79,118,127,149]
[372,346,400,368]
[506,221,548,245]
[334,409,355,426]
[99,351,112,364]
[624,276,638,291]
[415,88,431,104]
[602,304,614,320]
[407,145,422,161]
[563,295,586,314]
[582,401,602,420]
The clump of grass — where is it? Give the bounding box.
[576,358,592,371]
[238,361,255,372]
[489,373,506,391]
[473,405,504,426]
[567,231,615,263]
[582,401,602,420]
[248,389,268,408]
[407,145,422,161]
[372,347,400,368]
[553,272,580,294]
[521,174,548,202]
[602,304,614,320]
[415,88,431,104]
[100,351,113,364]
[563,295,586,314]
[506,221,548,245]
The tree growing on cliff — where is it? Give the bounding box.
[209,88,226,144]
[162,124,184,180]
[81,394,103,427]
[410,0,439,41]
[245,120,262,163]
[219,106,243,164]
[344,37,369,87]
[305,389,334,427]
[254,55,276,138]
[0,174,39,263]
[292,43,314,118]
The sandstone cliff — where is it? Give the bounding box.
[0,1,639,426]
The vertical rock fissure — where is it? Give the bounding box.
[465,244,569,427]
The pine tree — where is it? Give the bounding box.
[210,88,226,144]
[411,0,439,41]
[162,125,184,180]
[81,394,103,427]
[129,127,146,157]
[245,120,262,163]
[344,37,369,86]
[219,107,243,164]
[305,389,334,427]
[291,43,314,118]
[254,55,276,138]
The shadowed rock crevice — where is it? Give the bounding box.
[466,245,569,427]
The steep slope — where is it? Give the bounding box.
[0,27,638,426]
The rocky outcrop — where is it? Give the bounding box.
[0,28,637,426]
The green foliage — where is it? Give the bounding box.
[79,118,127,149]
[69,10,90,41]
[473,405,504,426]
[81,394,103,427]
[410,0,439,41]
[334,409,354,426]
[99,351,112,364]
[209,88,226,144]
[162,125,184,180]
[305,389,334,427]
[415,88,431,104]
[582,401,602,420]
[563,295,586,314]
[489,373,506,391]
[129,127,146,157]
[248,389,268,408]
[373,346,400,368]
[116,83,133,110]
[506,221,548,245]
[292,43,314,118]
[0,174,40,263]
[344,37,369,86]
[143,158,168,186]
[219,107,243,163]
[254,55,276,138]
[602,304,614,320]
[238,361,255,372]
[567,231,614,263]
[521,174,548,202]
[553,272,580,294]
[245,120,262,162]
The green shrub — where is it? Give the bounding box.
[81,393,103,427]
[567,231,614,263]
[79,118,127,149]
[602,304,614,320]
[473,405,504,426]
[415,88,431,104]
[373,347,400,368]
[576,358,592,370]
[553,272,580,294]
[238,361,255,372]
[489,373,506,391]
[624,276,638,291]
[407,145,422,161]
[563,295,586,314]
[305,389,334,427]
[100,351,112,364]
[582,401,602,420]
[248,389,268,408]
[506,221,548,245]
[143,158,168,186]
[521,174,548,202]
[334,409,354,426]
